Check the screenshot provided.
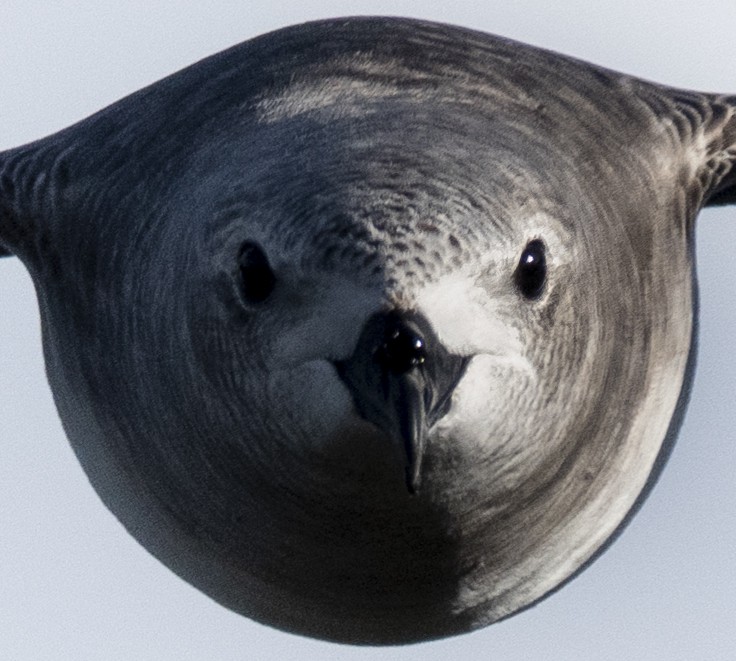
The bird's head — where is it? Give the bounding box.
[1,16,734,645]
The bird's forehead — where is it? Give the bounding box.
[211,98,589,282]
[193,49,673,290]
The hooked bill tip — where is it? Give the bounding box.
[404,465,422,495]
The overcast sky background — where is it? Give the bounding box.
[1,2,735,660]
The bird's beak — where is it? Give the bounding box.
[335,311,468,493]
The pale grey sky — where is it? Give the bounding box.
[1,2,735,659]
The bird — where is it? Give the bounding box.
[0,16,734,645]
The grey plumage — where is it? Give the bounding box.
[1,17,735,644]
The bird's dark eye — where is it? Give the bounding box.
[238,241,275,304]
[515,239,547,299]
